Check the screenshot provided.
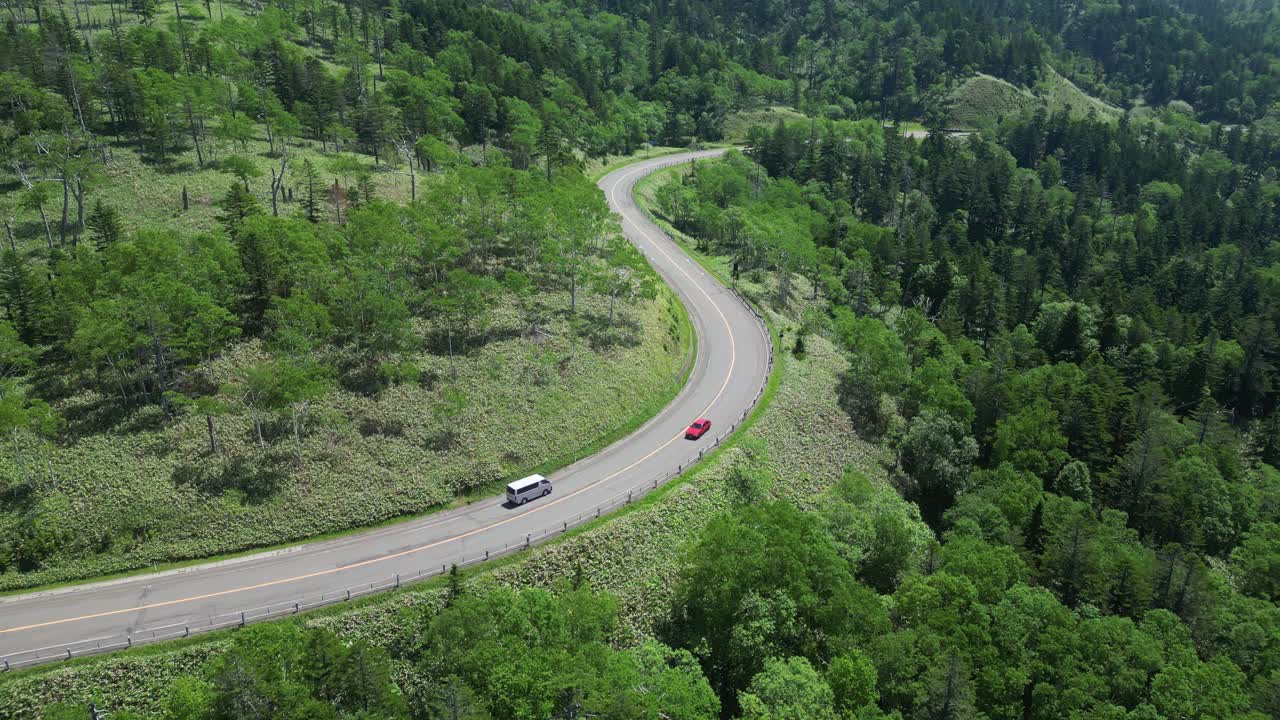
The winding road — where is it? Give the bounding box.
[0,149,772,670]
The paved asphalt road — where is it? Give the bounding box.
[0,149,771,668]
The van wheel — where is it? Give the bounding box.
[543,488,550,497]
[520,497,528,505]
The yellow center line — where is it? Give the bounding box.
[0,153,740,638]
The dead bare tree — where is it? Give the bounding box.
[269,152,288,216]
[392,134,417,202]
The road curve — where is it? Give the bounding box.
[0,149,771,669]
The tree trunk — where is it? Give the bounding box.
[206,414,217,454]
[292,406,302,462]
[447,328,457,381]
[74,176,86,237]
[3,218,16,253]
[173,0,190,67]
[105,354,129,403]
[60,177,69,244]
[187,103,204,167]
[35,201,53,251]
[10,428,31,488]
[270,168,279,216]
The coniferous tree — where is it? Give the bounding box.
[298,158,321,223]
[217,182,261,238]
[1024,499,1046,558]
[129,0,157,25]
[87,200,124,251]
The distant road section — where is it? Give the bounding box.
[0,149,772,670]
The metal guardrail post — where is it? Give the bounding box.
[239,612,245,627]
[627,491,632,503]
[3,659,8,672]
[127,636,132,648]
[395,574,400,589]
[65,648,71,660]
[345,589,351,601]
[184,626,189,637]
[525,533,530,547]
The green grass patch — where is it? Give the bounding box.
[945,68,1123,129]
[945,74,1040,128]
[885,121,928,134]
[721,106,808,143]
[1037,67,1124,122]
[23,138,413,241]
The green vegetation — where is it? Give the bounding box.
[944,74,1040,129]
[0,152,691,589]
[722,107,808,144]
[944,68,1121,130]
[0,252,900,717]
[7,0,1280,717]
[639,98,1280,715]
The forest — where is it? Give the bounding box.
[642,106,1280,716]
[3,0,1280,718]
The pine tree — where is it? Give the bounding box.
[445,563,462,607]
[351,173,375,209]
[1053,305,1086,362]
[1024,499,1046,558]
[218,182,261,238]
[87,200,124,251]
[298,159,321,223]
[129,0,158,25]
[0,249,53,344]
[537,113,563,182]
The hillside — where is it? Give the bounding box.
[0,284,690,591]
[8,139,1280,719]
[4,0,1280,717]
[0,173,920,718]
[945,68,1122,129]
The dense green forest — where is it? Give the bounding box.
[643,107,1280,716]
[5,0,1280,717]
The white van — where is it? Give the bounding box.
[507,474,551,505]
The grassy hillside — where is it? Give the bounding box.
[0,285,691,592]
[945,68,1123,128]
[721,106,808,143]
[0,162,926,719]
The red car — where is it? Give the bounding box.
[685,418,712,440]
